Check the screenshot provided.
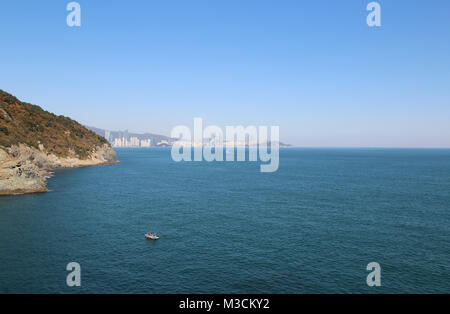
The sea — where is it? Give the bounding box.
[0,148,449,293]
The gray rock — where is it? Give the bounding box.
[0,144,117,195]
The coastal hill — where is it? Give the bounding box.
[0,90,117,195]
[0,90,108,157]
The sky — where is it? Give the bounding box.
[0,0,449,147]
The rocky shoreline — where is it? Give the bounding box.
[0,144,117,195]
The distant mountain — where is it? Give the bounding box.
[269,141,291,148]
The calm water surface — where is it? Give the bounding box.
[0,148,449,293]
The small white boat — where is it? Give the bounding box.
[145,233,159,240]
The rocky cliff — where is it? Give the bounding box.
[0,90,117,195]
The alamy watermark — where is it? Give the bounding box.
[63,261,381,288]
[65,2,381,28]
[66,2,81,27]
[66,262,81,287]
[366,262,381,287]
[367,2,381,27]
[170,118,280,173]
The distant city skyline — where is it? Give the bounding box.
[87,126,171,148]
[91,126,288,148]
[1,1,449,147]
[112,137,152,148]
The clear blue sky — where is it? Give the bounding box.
[1,0,449,147]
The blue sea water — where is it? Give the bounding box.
[0,148,449,294]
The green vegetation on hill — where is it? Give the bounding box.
[0,90,108,158]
